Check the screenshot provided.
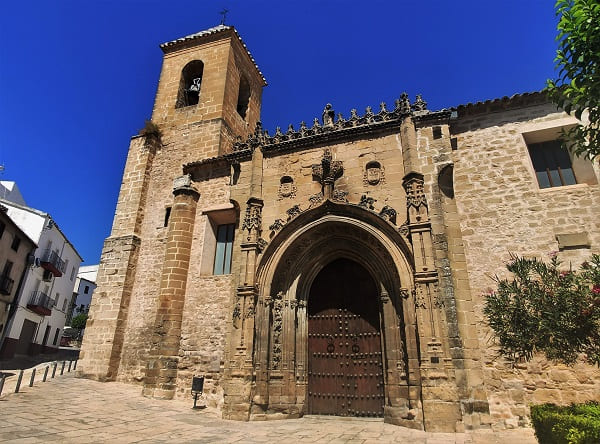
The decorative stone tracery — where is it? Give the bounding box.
[245,202,420,426]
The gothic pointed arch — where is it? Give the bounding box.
[250,199,422,423]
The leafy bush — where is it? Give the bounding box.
[531,402,600,444]
[71,313,88,331]
[483,254,600,366]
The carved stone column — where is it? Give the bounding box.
[143,175,199,400]
[402,171,461,431]
[224,197,263,420]
[250,294,272,414]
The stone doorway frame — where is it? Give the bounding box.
[248,202,424,428]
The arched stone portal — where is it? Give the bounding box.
[245,202,424,427]
[307,258,384,417]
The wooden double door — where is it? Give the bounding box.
[307,258,384,417]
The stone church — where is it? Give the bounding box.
[78,25,600,432]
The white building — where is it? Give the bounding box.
[66,265,98,326]
[0,182,82,358]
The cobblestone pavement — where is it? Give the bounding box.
[0,373,538,443]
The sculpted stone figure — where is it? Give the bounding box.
[322,103,335,126]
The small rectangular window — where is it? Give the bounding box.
[2,260,13,278]
[528,140,577,188]
[70,266,76,281]
[11,236,20,252]
[84,286,89,294]
[164,207,172,227]
[213,224,234,275]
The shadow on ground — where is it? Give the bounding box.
[0,347,80,372]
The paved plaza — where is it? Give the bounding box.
[0,371,538,443]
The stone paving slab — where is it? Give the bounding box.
[0,374,538,443]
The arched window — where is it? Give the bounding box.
[236,75,251,119]
[438,164,454,199]
[176,60,204,109]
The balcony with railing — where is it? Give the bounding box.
[0,275,14,295]
[40,249,65,277]
[27,291,55,316]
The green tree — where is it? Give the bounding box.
[71,313,88,331]
[483,254,600,366]
[546,0,600,159]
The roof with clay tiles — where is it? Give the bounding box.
[454,91,548,116]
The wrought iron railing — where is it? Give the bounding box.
[28,291,55,310]
[40,249,66,274]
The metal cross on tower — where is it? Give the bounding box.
[220,8,229,25]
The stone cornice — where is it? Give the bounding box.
[233,94,450,156]
[182,94,452,172]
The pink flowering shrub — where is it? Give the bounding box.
[484,254,600,366]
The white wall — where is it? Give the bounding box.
[2,201,82,351]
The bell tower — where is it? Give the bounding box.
[154,25,267,157]
[77,25,266,387]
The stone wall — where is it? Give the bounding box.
[259,131,407,234]
[450,103,600,428]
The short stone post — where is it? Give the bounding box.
[43,366,49,382]
[29,368,36,387]
[60,361,66,375]
[52,362,57,378]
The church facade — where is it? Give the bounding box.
[78,25,600,432]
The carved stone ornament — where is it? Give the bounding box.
[286,204,301,221]
[380,290,390,304]
[312,148,343,198]
[173,174,192,190]
[364,161,385,185]
[412,94,427,112]
[232,303,241,321]
[332,189,348,203]
[245,299,255,318]
[269,219,285,232]
[271,292,284,369]
[379,205,397,224]
[399,288,410,299]
[398,92,411,115]
[322,103,335,127]
[414,286,427,309]
[278,176,297,200]
[398,220,410,237]
[308,192,324,208]
[403,174,428,209]
[257,238,268,252]
[231,94,434,154]
[358,195,377,210]
[434,291,445,308]
[242,200,263,232]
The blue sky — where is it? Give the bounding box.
[0,0,558,265]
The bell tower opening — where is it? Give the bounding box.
[307,258,384,417]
